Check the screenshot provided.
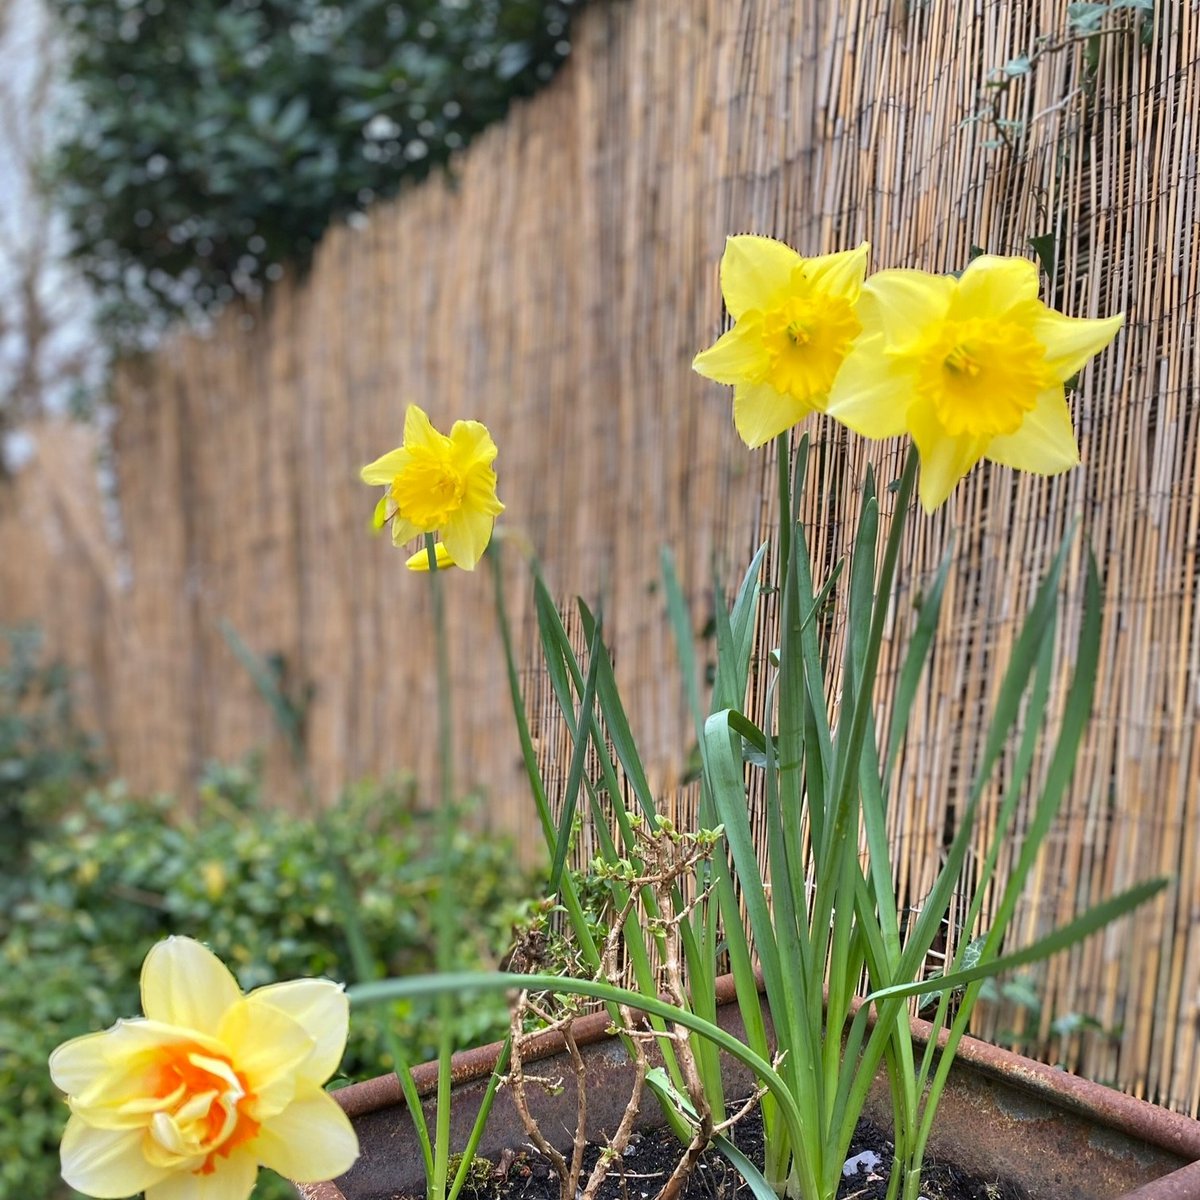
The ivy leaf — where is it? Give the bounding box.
[1028,232,1057,280]
[1067,2,1109,33]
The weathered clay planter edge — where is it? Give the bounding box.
[298,974,1200,1200]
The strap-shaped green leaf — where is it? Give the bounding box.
[579,598,658,821]
[549,618,603,891]
[893,527,1076,984]
[866,876,1167,1005]
[884,544,953,778]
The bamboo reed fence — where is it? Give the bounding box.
[1,0,1197,1115]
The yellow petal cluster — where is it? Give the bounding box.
[825,254,1123,511]
[692,236,870,447]
[49,937,359,1200]
[404,541,456,572]
[361,404,504,570]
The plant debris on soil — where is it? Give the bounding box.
[471,1105,1031,1200]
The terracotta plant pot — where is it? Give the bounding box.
[298,978,1200,1200]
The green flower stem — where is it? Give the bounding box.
[775,433,792,590]
[424,534,455,1200]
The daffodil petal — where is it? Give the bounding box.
[441,509,494,570]
[371,495,390,530]
[952,254,1040,320]
[249,980,349,1085]
[860,270,956,348]
[61,1117,171,1198]
[49,1029,120,1097]
[141,938,243,1036]
[448,419,499,468]
[402,404,441,450]
[389,516,422,547]
[719,235,803,320]
[733,381,812,449]
[910,405,988,512]
[692,318,770,385]
[985,388,1080,474]
[465,466,505,517]
[145,1149,258,1200]
[405,542,456,571]
[360,448,408,486]
[825,335,911,439]
[1032,309,1124,379]
[216,998,314,1113]
[60,1021,230,1115]
[802,242,869,299]
[255,1086,360,1182]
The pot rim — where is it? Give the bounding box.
[303,973,1200,1200]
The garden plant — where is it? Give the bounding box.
[10,760,530,1200]
[49,236,1164,1200]
[46,0,585,339]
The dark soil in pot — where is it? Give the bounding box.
[464,1106,1031,1200]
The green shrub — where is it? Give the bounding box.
[1,763,534,1199]
[0,626,101,874]
[46,0,586,340]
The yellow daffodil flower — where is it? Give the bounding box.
[361,404,504,570]
[404,541,456,571]
[826,255,1123,512]
[49,936,359,1200]
[692,236,870,447]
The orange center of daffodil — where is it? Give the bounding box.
[390,445,467,531]
[759,292,861,407]
[914,317,1052,438]
[141,1043,260,1176]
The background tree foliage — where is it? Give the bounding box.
[46,0,585,340]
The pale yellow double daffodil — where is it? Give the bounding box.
[361,404,504,570]
[49,936,358,1200]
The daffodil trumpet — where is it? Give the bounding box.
[825,254,1123,511]
[692,235,869,448]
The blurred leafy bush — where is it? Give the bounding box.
[1,761,534,1199]
[0,626,102,874]
[45,0,585,340]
